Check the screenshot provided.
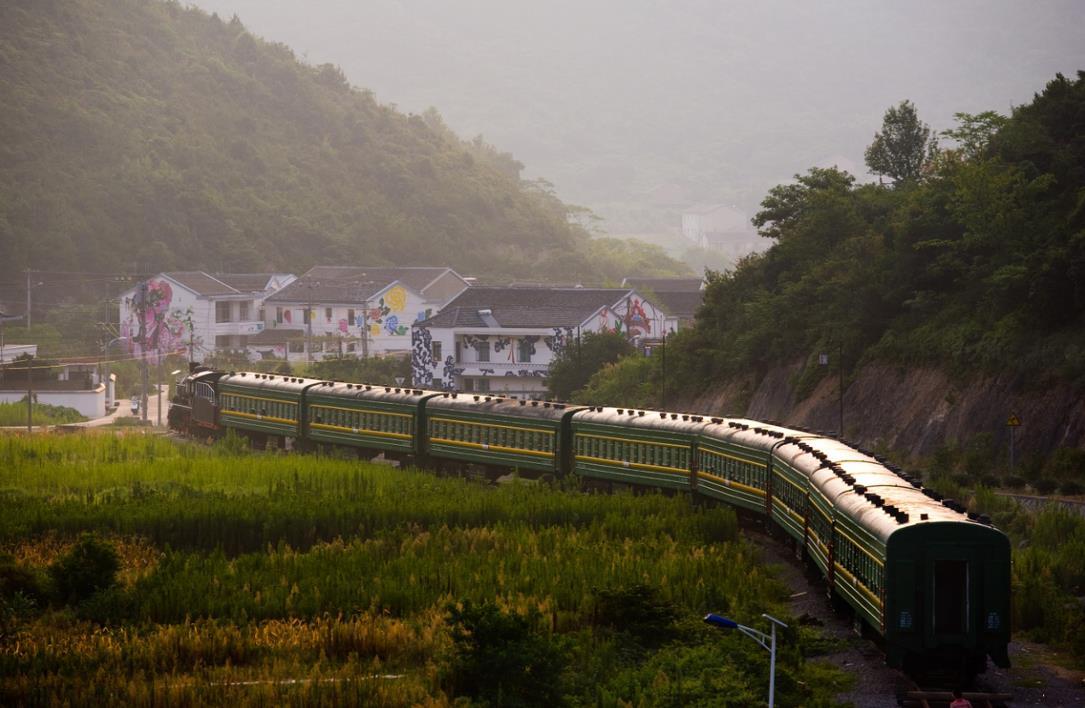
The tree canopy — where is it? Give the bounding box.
[588,72,1085,403]
[864,100,939,184]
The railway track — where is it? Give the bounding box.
[995,491,1085,516]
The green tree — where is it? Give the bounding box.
[942,111,1008,160]
[546,331,635,401]
[445,600,565,707]
[864,100,939,184]
[48,534,119,605]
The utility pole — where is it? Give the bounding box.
[26,355,33,433]
[305,283,314,363]
[837,339,844,438]
[361,299,369,359]
[660,330,667,410]
[137,281,149,423]
[25,269,32,330]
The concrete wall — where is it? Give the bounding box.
[0,384,106,418]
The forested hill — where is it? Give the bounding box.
[666,72,1085,394]
[0,0,687,282]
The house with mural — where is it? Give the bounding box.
[255,266,469,362]
[621,277,705,334]
[411,286,667,398]
[117,272,296,363]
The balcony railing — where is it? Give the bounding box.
[213,320,266,336]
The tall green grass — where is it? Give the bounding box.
[0,432,848,706]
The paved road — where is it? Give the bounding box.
[70,385,169,429]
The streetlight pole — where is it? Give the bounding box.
[704,613,789,708]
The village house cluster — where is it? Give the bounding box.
[112,267,704,398]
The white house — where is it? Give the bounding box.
[0,355,112,418]
[255,266,469,362]
[411,286,668,398]
[117,272,296,362]
[621,277,705,334]
[681,203,760,256]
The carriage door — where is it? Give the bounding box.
[932,558,969,636]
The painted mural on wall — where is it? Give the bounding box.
[121,280,194,362]
[545,327,576,356]
[363,285,414,337]
[597,298,657,340]
[410,327,435,386]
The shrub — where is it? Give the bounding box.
[48,534,120,605]
[979,474,1001,489]
[445,600,565,707]
[0,553,46,602]
[591,583,679,647]
[1003,475,1026,490]
[1032,479,1058,495]
[951,474,975,489]
[1059,481,1084,497]
[1044,448,1085,481]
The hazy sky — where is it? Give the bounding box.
[192,0,1085,236]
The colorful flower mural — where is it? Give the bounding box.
[120,279,192,362]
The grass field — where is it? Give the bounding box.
[0,431,851,706]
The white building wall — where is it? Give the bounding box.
[265,283,436,361]
[0,385,106,418]
[118,278,208,360]
[581,291,666,342]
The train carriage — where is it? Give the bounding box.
[216,372,323,441]
[570,407,707,490]
[425,394,582,477]
[696,420,796,513]
[304,382,442,461]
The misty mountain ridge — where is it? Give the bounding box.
[193,0,1085,248]
[0,0,690,283]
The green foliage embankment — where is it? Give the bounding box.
[583,73,1085,406]
[0,432,850,705]
[0,0,688,283]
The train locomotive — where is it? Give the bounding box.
[169,366,1011,678]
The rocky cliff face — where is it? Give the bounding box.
[683,362,1085,460]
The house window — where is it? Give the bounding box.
[239,301,249,321]
[303,308,311,325]
[347,342,356,353]
[518,339,532,363]
[325,307,333,323]
[215,335,232,348]
[432,341,442,361]
[288,340,304,353]
[432,378,443,389]
[476,378,490,392]
[347,309,355,326]
[464,378,474,392]
[215,301,231,323]
[276,307,283,324]
[477,342,490,362]
[455,341,462,362]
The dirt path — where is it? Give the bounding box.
[750,528,1085,707]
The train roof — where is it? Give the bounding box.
[572,406,713,434]
[426,392,582,421]
[218,371,325,393]
[774,438,993,543]
[307,381,442,404]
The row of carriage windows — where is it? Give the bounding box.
[312,407,412,436]
[430,420,553,453]
[221,394,296,422]
[807,497,834,551]
[699,450,765,489]
[774,472,807,516]
[835,531,884,601]
[576,436,689,470]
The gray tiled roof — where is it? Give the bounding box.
[162,272,283,296]
[163,272,239,296]
[213,273,277,292]
[621,277,703,293]
[265,266,456,304]
[415,287,634,329]
[651,290,704,318]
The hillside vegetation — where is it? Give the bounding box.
[582,73,1085,411]
[0,0,687,282]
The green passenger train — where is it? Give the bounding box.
[169,367,1011,679]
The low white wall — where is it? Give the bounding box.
[0,384,106,418]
